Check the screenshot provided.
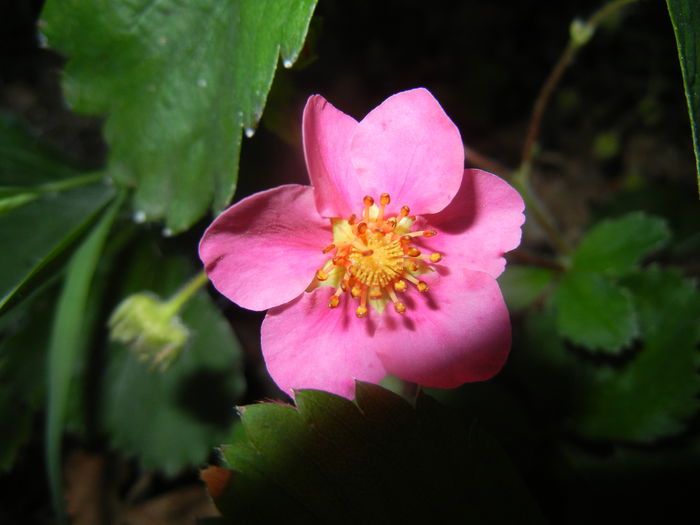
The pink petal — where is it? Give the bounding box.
[302,95,363,218]
[199,184,330,311]
[421,169,525,279]
[261,288,387,399]
[349,88,464,215]
[374,268,512,388]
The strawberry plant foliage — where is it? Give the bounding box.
[41,0,318,233]
[208,383,545,525]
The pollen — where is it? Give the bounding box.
[314,193,444,318]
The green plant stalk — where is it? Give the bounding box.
[517,0,640,255]
[162,270,210,318]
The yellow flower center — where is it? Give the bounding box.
[311,193,443,318]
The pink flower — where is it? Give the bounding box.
[199,88,525,399]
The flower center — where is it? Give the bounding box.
[311,193,443,318]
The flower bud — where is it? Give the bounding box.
[108,292,189,370]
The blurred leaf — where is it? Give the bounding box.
[46,194,123,520]
[666,0,700,192]
[0,182,115,314]
[499,265,556,312]
[41,0,318,233]
[101,249,245,474]
[571,267,700,442]
[554,271,638,352]
[0,113,91,186]
[214,383,545,525]
[0,114,114,314]
[0,290,55,471]
[572,212,670,276]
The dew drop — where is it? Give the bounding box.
[197,78,207,88]
[37,31,48,48]
[283,58,293,68]
[244,127,255,138]
[162,227,174,237]
[133,210,147,223]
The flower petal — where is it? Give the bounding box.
[199,184,329,311]
[350,88,464,215]
[373,268,511,388]
[262,288,387,399]
[302,95,363,218]
[422,169,525,279]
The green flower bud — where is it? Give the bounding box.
[570,18,595,47]
[109,292,189,370]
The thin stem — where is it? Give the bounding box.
[38,172,105,193]
[163,270,209,317]
[515,0,639,256]
[520,0,639,174]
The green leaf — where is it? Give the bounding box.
[216,383,545,525]
[0,181,115,314]
[0,290,56,472]
[666,0,700,192]
[101,250,245,474]
[499,265,556,312]
[0,114,114,314]
[41,0,319,233]
[45,194,123,521]
[570,267,700,442]
[572,212,670,276]
[554,271,638,352]
[0,112,91,186]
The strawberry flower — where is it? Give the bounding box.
[199,88,525,399]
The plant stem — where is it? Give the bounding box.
[515,0,639,256]
[38,172,106,193]
[520,0,640,176]
[163,270,209,318]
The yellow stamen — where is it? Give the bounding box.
[369,286,383,299]
[313,194,442,319]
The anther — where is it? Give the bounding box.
[429,252,443,263]
[316,270,328,281]
[394,301,406,314]
[348,214,357,225]
[328,295,340,308]
[356,305,368,318]
[351,286,362,298]
[407,247,421,257]
[363,195,375,207]
[362,249,374,257]
[357,223,368,235]
[394,280,407,292]
[322,243,336,253]
[417,281,429,292]
[400,205,410,217]
[380,193,391,206]
[369,287,383,299]
[423,230,437,237]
